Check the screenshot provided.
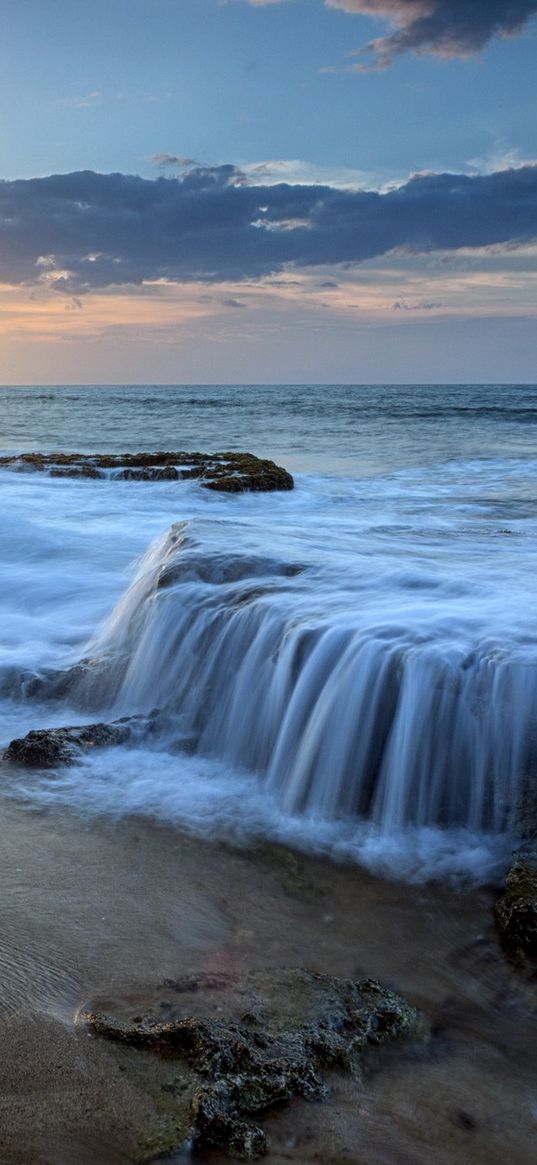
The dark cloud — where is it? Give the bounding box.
[150,153,201,170]
[392,299,442,310]
[327,0,537,63]
[1,164,536,291]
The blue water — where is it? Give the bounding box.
[2,382,536,473]
[1,383,536,882]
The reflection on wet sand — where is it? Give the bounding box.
[0,802,535,1164]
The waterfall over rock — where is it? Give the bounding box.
[59,520,536,836]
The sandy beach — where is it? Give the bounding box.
[0,798,534,1165]
[3,0,537,1151]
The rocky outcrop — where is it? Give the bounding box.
[3,715,155,768]
[0,451,294,493]
[495,840,537,959]
[79,967,426,1160]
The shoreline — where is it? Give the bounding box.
[0,798,536,1164]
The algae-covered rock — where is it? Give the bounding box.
[200,452,293,493]
[3,714,155,768]
[495,841,537,957]
[79,967,426,1161]
[0,451,294,493]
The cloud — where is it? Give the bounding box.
[150,153,201,170]
[244,0,537,62]
[327,1,537,63]
[467,146,537,176]
[1,163,536,292]
[392,298,442,310]
[242,158,386,190]
[56,90,102,109]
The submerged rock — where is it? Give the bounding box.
[22,656,119,711]
[495,841,537,958]
[79,967,426,1160]
[3,714,155,768]
[0,450,294,493]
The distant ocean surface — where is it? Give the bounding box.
[1,383,536,882]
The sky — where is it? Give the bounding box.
[1,0,536,384]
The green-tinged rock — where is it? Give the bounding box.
[495,841,537,957]
[0,450,294,493]
[134,1114,192,1163]
[79,967,426,1161]
[191,1087,269,1160]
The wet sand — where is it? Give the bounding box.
[0,800,535,1165]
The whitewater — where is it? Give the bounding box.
[1,383,536,883]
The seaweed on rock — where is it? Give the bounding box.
[0,450,294,493]
[79,967,426,1161]
[495,841,537,960]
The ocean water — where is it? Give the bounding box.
[1,382,536,883]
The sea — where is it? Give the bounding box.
[1,382,536,885]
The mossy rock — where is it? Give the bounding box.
[495,842,537,958]
[0,450,294,493]
[79,967,426,1161]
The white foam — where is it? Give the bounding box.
[1,452,535,884]
[2,745,513,885]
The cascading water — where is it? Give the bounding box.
[54,519,536,839]
[3,380,537,882]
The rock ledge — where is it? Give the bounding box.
[0,451,294,492]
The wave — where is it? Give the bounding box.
[37,520,535,842]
